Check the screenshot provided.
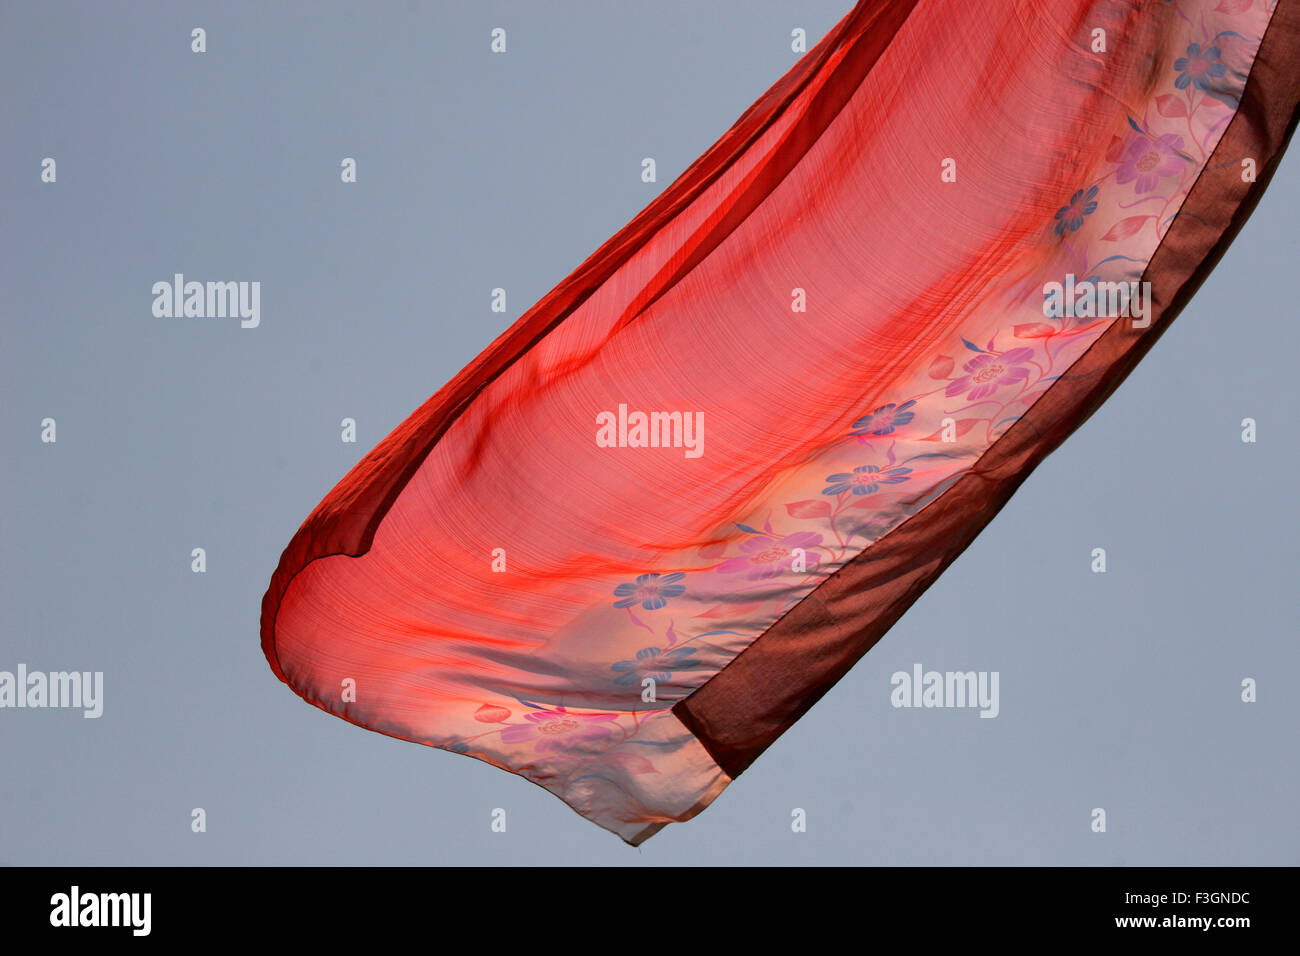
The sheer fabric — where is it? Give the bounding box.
[262,0,1300,843]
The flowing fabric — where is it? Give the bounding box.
[262,0,1300,844]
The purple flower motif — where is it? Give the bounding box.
[613,572,686,610]
[851,400,916,437]
[611,646,703,686]
[1053,185,1099,236]
[1115,134,1186,194]
[716,530,822,581]
[945,348,1034,401]
[1174,43,1227,91]
[822,464,912,496]
[500,707,619,755]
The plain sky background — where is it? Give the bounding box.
[2,0,1296,865]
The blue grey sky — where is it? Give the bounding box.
[2,1,1296,865]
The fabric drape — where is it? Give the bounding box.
[262,0,1300,844]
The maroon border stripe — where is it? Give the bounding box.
[674,0,1300,778]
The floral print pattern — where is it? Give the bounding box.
[1174,42,1227,90]
[1115,133,1188,193]
[851,400,916,436]
[613,572,686,610]
[1054,185,1099,235]
[440,0,1273,814]
[611,646,703,686]
[945,347,1035,400]
[822,464,912,496]
[716,530,823,580]
[500,707,620,756]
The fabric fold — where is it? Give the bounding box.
[262,0,1300,843]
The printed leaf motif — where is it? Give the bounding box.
[474,703,512,723]
[785,499,833,519]
[847,493,885,510]
[928,354,955,378]
[696,600,766,619]
[697,540,728,559]
[1155,94,1187,117]
[1215,0,1252,13]
[1105,134,1125,163]
[1100,215,1154,241]
[1013,322,1057,338]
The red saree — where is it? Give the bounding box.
[261,0,1300,844]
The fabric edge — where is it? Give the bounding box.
[673,0,1300,778]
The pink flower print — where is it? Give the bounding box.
[716,530,822,581]
[1115,134,1186,194]
[499,706,619,755]
[945,348,1034,401]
